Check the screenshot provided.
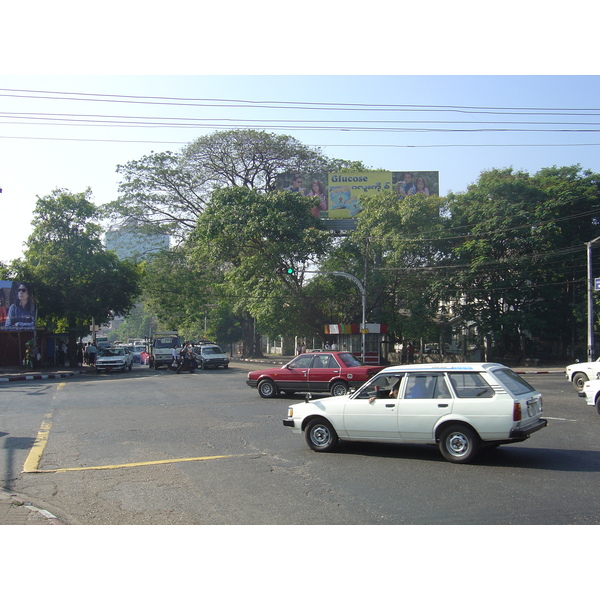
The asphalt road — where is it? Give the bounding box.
[1,362,599,525]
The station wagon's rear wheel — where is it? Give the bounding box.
[305,418,338,452]
[257,378,278,398]
[439,425,480,464]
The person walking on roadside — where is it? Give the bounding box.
[87,341,97,366]
[171,344,179,371]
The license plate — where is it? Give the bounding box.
[527,399,540,417]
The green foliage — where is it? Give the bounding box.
[186,187,334,348]
[19,188,142,340]
[446,166,600,357]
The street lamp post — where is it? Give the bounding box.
[328,271,367,363]
[304,269,367,362]
[585,236,600,362]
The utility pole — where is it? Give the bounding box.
[586,236,600,361]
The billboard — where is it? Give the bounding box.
[0,281,36,331]
[277,170,440,220]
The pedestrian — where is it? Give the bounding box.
[87,341,97,366]
[407,342,415,364]
[171,344,179,371]
[58,341,67,366]
[401,342,408,365]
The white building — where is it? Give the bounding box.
[104,221,170,262]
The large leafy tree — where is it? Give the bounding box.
[103,129,365,243]
[190,187,332,356]
[17,189,142,364]
[446,166,600,359]
[316,190,453,346]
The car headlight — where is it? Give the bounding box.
[288,408,293,418]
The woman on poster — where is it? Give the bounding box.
[5,282,36,330]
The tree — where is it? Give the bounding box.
[104,150,208,243]
[446,166,600,359]
[190,187,332,356]
[315,190,452,346]
[18,189,142,364]
[103,129,369,242]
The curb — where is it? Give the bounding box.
[0,489,66,525]
[0,370,86,383]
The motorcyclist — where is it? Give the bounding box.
[176,343,196,374]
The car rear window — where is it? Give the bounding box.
[338,353,364,367]
[448,372,495,398]
[492,368,536,395]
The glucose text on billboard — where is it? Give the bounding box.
[276,170,439,220]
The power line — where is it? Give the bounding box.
[1,88,599,115]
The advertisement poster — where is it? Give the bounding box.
[0,280,36,331]
[277,170,440,220]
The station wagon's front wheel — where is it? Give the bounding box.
[439,425,480,463]
[305,418,339,452]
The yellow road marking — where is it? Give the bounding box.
[23,412,54,473]
[23,381,261,474]
[29,453,259,473]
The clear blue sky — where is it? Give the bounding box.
[1,75,598,263]
[1,3,598,264]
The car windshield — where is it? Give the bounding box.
[337,352,364,367]
[203,346,223,355]
[156,337,179,349]
[98,348,125,357]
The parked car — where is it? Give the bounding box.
[578,378,600,415]
[195,344,229,369]
[246,351,383,398]
[565,358,600,391]
[95,347,133,373]
[283,362,547,463]
[131,345,145,363]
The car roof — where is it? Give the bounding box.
[378,362,506,374]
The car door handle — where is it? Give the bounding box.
[385,403,396,408]
[438,403,449,408]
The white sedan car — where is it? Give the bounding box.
[283,362,547,464]
[95,347,133,373]
[565,358,600,391]
[578,378,600,415]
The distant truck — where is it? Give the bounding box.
[147,331,180,369]
[95,335,111,349]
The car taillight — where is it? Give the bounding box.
[513,402,522,422]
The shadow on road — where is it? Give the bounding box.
[336,441,600,472]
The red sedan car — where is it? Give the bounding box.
[246,351,383,398]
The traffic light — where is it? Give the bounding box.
[276,266,295,275]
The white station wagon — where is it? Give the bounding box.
[283,363,547,463]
